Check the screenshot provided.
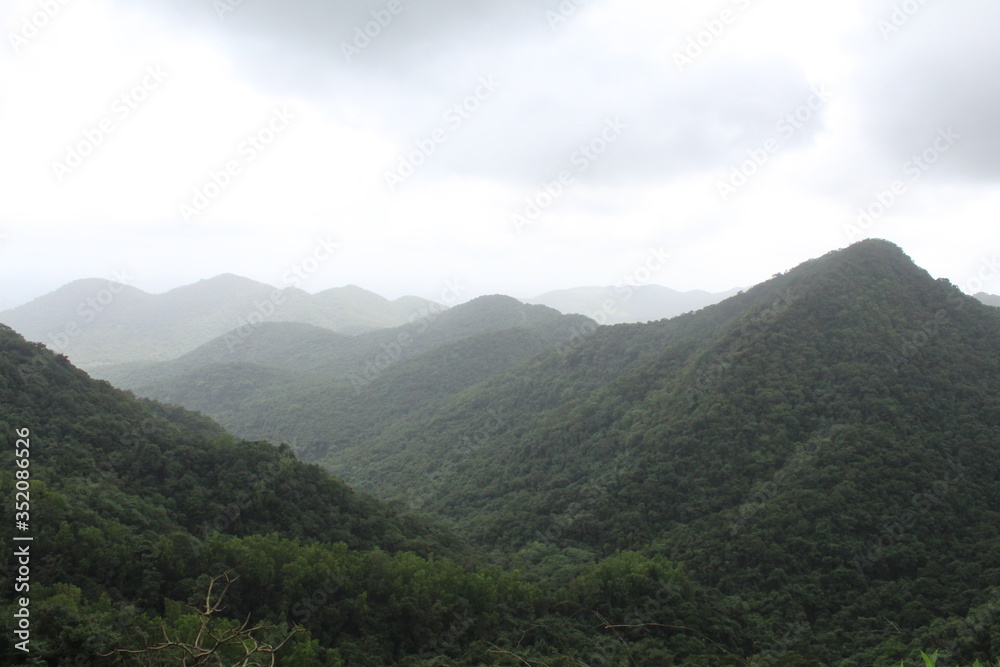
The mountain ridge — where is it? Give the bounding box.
[99,295,599,456]
[2,240,999,663]
[524,283,741,324]
[0,275,441,370]
[299,239,1000,661]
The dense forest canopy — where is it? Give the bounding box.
[1,240,999,665]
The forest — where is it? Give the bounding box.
[2,240,999,665]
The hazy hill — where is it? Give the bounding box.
[525,284,739,323]
[0,274,436,371]
[101,296,597,457]
[975,291,1000,307]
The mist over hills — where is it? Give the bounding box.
[97,296,596,454]
[0,273,745,375]
[0,274,438,370]
[976,292,1000,307]
[524,284,740,324]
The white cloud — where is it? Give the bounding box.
[0,0,997,311]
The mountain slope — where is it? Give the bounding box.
[317,239,1000,663]
[0,274,437,371]
[0,322,760,666]
[101,296,598,456]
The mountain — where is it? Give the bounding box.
[12,240,1000,664]
[975,292,1000,307]
[97,296,598,458]
[0,274,437,371]
[0,322,487,664]
[307,239,1000,664]
[525,284,739,323]
[0,320,758,666]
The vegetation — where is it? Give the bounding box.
[0,321,745,665]
[97,297,596,457]
[1,240,999,664]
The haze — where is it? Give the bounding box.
[1,0,998,310]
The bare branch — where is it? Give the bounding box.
[101,569,303,667]
[601,622,749,667]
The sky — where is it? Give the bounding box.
[1,0,998,310]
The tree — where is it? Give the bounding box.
[103,571,302,666]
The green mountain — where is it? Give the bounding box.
[525,284,739,324]
[310,240,1000,664]
[95,296,597,456]
[7,240,999,665]
[0,275,437,372]
[0,319,760,666]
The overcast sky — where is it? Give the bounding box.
[1,0,998,309]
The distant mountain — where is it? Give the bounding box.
[975,291,1000,307]
[524,284,739,323]
[0,274,437,370]
[101,295,597,457]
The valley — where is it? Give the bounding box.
[2,240,999,665]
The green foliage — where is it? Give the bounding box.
[98,297,596,461]
[3,241,1000,665]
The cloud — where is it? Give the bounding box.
[119,0,827,189]
[853,0,1000,182]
